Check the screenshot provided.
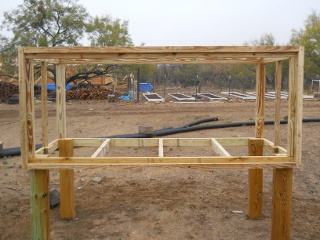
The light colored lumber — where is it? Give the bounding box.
[274,61,282,146]
[255,63,266,138]
[248,63,266,220]
[19,51,35,168]
[295,47,304,166]
[163,138,212,147]
[248,139,264,219]
[22,46,301,54]
[211,138,231,156]
[271,168,292,240]
[214,137,249,146]
[29,155,293,164]
[59,139,75,219]
[287,57,295,158]
[22,46,300,66]
[263,138,287,154]
[159,139,164,157]
[110,138,159,147]
[73,138,106,147]
[91,139,110,157]
[28,161,296,170]
[41,61,48,153]
[30,169,50,240]
[19,47,28,168]
[56,64,66,139]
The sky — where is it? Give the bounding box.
[0,0,319,46]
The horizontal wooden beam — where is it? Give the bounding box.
[27,161,297,170]
[211,138,231,156]
[22,46,301,54]
[29,155,293,164]
[263,138,287,154]
[91,139,110,158]
[21,46,300,65]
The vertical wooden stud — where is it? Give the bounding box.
[248,139,264,219]
[19,47,28,169]
[56,64,67,139]
[287,57,295,158]
[59,139,75,219]
[30,170,50,240]
[295,47,304,166]
[19,47,35,168]
[41,61,48,153]
[271,168,292,240]
[274,61,282,147]
[56,64,75,219]
[248,63,265,219]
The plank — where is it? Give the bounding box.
[287,57,295,157]
[59,139,75,219]
[28,162,296,170]
[41,61,48,153]
[91,139,110,157]
[23,46,301,54]
[29,155,293,164]
[255,63,266,138]
[274,61,282,146]
[215,137,249,146]
[73,138,106,147]
[110,138,159,147]
[263,138,287,154]
[19,47,28,168]
[295,47,304,166]
[211,138,231,156]
[159,139,164,157]
[163,138,212,147]
[271,168,292,240]
[56,64,66,139]
[248,63,266,220]
[30,169,50,240]
[248,139,264,219]
[22,46,301,65]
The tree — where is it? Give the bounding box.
[2,0,88,47]
[0,0,133,84]
[291,11,320,82]
[87,15,133,47]
[244,33,279,88]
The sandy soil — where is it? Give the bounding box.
[0,97,319,239]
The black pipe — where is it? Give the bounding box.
[2,118,320,158]
[179,117,219,128]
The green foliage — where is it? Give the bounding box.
[0,0,133,82]
[2,0,88,47]
[87,15,133,47]
[291,11,320,81]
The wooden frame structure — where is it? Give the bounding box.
[19,46,304,239]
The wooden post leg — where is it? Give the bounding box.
[59,139,75,219]
[248,139,264,219]
[271,168,292,240]
[30,170,50,239]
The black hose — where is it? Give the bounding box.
[2,118,320,158]
[179,117,219,128]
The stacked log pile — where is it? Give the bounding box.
[66,88,115,100]
[0,82,19,102]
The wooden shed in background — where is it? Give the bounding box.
[19,46,304,239]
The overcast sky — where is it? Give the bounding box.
[0,0,319,46]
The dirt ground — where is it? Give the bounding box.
[0,96,319,239]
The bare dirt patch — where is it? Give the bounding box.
[0,99,319,239]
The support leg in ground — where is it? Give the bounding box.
[271,168,292,240]
[59,139,75,219]
[30,169,50,239]
[248,139,264,219]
